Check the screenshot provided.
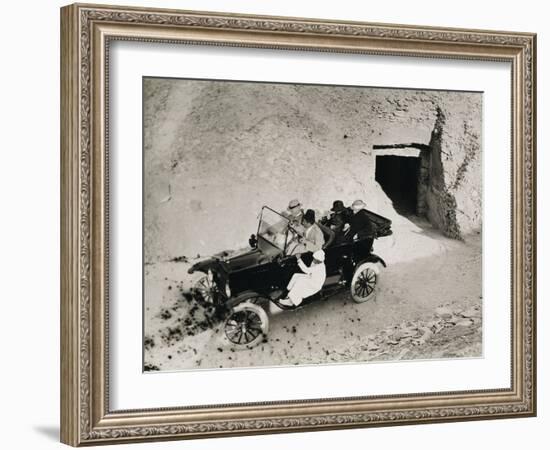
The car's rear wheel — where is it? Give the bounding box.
[350,262,379,303]
[223,302,269,348]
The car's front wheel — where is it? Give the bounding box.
[223,302,269,348]
[350,262,379,303]
[192,274,215,307]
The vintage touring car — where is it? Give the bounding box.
[187,206,392,347]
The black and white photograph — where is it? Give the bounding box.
[142,77,483,372]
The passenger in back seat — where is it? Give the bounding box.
[325,200,351,244]
[345,199,375,252]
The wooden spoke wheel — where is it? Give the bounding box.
[350,262,379,303]
[223,302,269,348]
[193,275,215,306]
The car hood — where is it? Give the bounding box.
[188,248,266,274]
[223,248,266,271]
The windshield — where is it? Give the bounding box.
[257,207,290,252]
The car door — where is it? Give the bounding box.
[324,241,353,279]
[230,256,294,297]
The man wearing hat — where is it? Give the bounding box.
[301,209,325,252]
[279,250,327,307]
[286,209,325,255]
[345,199,375,251]
[326,200,351,243]
[283,198,304,227]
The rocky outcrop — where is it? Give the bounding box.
[426,106,482,239]
[144,79,482,262]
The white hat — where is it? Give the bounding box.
[351,199,366,210]
[288,198,301,209]
[313,250,325,262]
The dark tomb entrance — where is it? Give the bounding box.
[375,155,421,216]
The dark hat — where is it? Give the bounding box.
[331,200,346,212]
[303,209,316,224]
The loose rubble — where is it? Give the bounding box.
[319,304,482,363]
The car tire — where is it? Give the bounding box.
[192,274,215,307]
[223,302,269,348]
[350,262,380,303]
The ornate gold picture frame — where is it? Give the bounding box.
[60,3,536,446]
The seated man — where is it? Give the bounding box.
[345,199,375,252]
[282,198,305,235]
[288,209,325,254]
[279,250,326,307]
[302,209,325,252]
[325,200,351,244]
[267,198,305,241]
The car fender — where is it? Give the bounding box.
[187,257,218,274]
[225,290,266,309]
[356,253,387,273]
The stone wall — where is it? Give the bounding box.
[143,78,482,262]
[425,106,483,239]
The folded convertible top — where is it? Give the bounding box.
[364,209,393,237]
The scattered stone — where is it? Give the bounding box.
[392,331,404,340]
[417,329,434,344]
[461,307,482,319]
[401,329,419,338]
[144,336,155,350]
[397,348,410,360]
[435,306,453,319]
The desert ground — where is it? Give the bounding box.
[143,217,482,372]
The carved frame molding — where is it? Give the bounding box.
[61,3,536,446]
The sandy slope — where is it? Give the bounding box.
[144,218,482,372]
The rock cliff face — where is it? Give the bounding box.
[143,78,482,262]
